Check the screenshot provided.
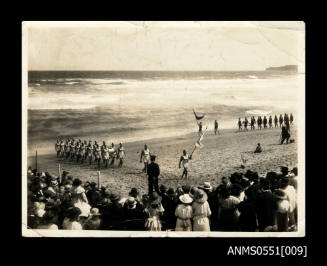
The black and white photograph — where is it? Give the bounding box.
[22,21,305,237]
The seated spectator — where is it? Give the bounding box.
[62,207,83,230]
[37,209,59,230]
[192,189,211,231]
[129,188,141,203]
[175,194,193,231]
[254,143,262,153]
[83,208,102,230]
[28,201,46,229]
[86,182,101,207]
[122,197,146,230]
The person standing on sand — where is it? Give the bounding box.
[269,115,272,128]
[109,143,116,167]
[280,126,290,144]
[238,118,242,131]
[147,155,160,195]
[140,144,151,173]
[274,115,278,128]
[87,141,93,165]
[279,114,283,128]
[214,120,219,135]
[117,142,125,168]
[290,113,294,125]
[179,150,192,180]
[244,117,248,131]
[257,116,262,130]
[102,142,110,168]
[263,116,267,129]
[94,142,101,167]
[55,139,61,158]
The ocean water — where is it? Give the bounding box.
[27,71,303,154]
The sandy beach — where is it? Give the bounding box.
[27,125,298,197]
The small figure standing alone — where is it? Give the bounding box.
[140,144,151,173]
[274,115,278,128]
[280,126,290,144]
[269,115,273,128]
[238,118,242,131]
[214,120,219,135]
[179,150,192,180]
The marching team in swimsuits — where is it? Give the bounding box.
[55,138,125,168]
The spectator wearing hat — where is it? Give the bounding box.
[175,194,193,231]
[86,182,101,207]
[164,188,178,230]
[37,209,59,230]
[129,188,141,203]
[60,171,69,186]
[144,192,164,231]
[274,189,290,232]
[122,197,146,230]
[71,179,91,218]
[192,189,212,231]
[83,208,102,230]
[146,155,160,195]
[102,193,124,230]
[62,207,83,230]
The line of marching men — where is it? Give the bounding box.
[238,113,293,131]
[55,139,125,168]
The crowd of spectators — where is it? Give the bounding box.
[27,165,298,232]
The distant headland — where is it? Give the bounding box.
[265,65,298,73]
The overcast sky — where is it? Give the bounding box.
[25,21,305,72]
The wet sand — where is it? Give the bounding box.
[27,126,297,196]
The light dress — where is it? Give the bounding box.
[175,204,193,231]
[71,186,91,217]
[145,203,164,231]
[192,201,211,231]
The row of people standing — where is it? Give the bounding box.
[55,139,125,168]
[238,113,293,131]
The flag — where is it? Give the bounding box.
[193,109,205,120]
[195,126,207,149]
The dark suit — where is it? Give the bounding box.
[147,162,160,194]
